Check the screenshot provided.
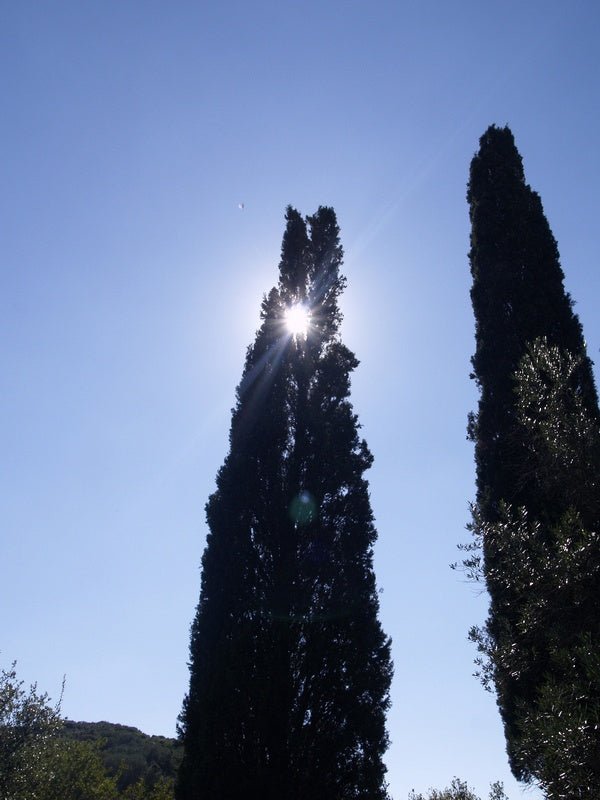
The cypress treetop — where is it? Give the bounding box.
[177,206,392,800]
[465,125,600,795]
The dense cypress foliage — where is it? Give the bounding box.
[177,207,392,800]
[465,125,600,795]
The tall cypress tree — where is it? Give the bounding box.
[466,125,600,793]
[177,207,392,800]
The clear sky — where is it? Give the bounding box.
[2,2,599,798]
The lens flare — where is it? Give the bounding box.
[285,304,310,336]
[289,490,316,525]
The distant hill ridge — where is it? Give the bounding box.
[62,720,182,791]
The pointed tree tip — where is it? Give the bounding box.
[478,124,517,151]
[285,205,302,220]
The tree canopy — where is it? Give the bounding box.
[177,206,392,800]
[464,125,600,797]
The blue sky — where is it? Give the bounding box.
[2,2,600,798]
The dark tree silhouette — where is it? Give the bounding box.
[177,207,392,800]
[465,125,600,796]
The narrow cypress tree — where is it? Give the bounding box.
[177,207,392,800]
[468,125,597,519]
[466,125,600,793]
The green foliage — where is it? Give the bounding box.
[43,739,119,800]
[515,338,600,520]
[518,640,600,798]
[0,661,62,800]
[122,775,175,800]
[0,662,177,800]
[463,127,600,800]
[177,207,392,800]
[467,126,596,523]
[408,777,507,800]
[465,125,600,796]
[463,340,600,797]
[61,720,181,793]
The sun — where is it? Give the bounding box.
[285,304,310,336]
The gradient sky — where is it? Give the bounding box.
[3,2,600,798]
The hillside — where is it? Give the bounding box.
[62,720,182,791]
